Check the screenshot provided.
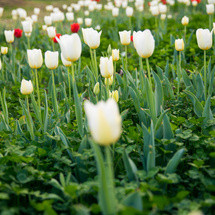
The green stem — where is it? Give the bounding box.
[2,56,4,81]
[52,40,55,51]
[106,78,109,100]
[146,58,152,88]
[177,51,182,96]
[113,61,116,90]
[27,37,30,49]
[125,45,128,71]
[94,49,98,81]
[204,50,207,100]
[35,69,41,110]
[26,95,29,113]
[68,67,71,101]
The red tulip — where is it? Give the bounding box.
[71,23,80,33]
[53,33,61,43]
[131,35,133,42]
[14,29,23,38]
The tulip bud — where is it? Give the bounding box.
[111,90,119,102]
[93,82,100,95]
[99,56,114,78]
[61,53,72,67]
[175,39,184,51]
[196,28,212,50]
[119,30,131,45]
[42,25,47,31]
[82,28,102,49]
[47,26,56,39]
[206,4,214,15]
[56,33,82,62]
[181,16,189,26]
[105,75,113,86]
[27,49,43,69]
[1,47,8,55]
[4,30,14,43]
[133,29,155,58]
[45,51,59,69]
[84,99,122,146]
[112,49,119,61]
[20,79,33,95]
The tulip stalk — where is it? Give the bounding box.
[52,40,55,51]
[67,67,72,101]
[177,51,182,96]
[125,46,128,71]
[1,55,5,81]
[34,69,41,111]
[204,50,207,100]
[93,49,98,80]
[90,141,117,215]
[27,37,30,49]
[146,58,152,88]
[106,78,110,100]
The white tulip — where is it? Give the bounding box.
[1,47,8,55]
[158,4,167,14]
[181,16,189,26]
[46,5,53,12]
[196,28,213,50]
[22,21,32,33]
[99,56,114,78]
[20,79,33,95]
[133,29,155,58]
[56,34,82,62]
[84,98,122,146]
[27,49,43,69]
[112,7,119,17]
[47,26,56,39]
[4,30,14,43]
[66,12,74,22]
[126,6,133,17]
[44,16,52,26]
[150,6,159,16]
[112,49,119,61]
[77,17,83,24]
[0,7,4,17]
[31,15,38,23]
[34,8,40,15]
[45,51,59,69]
[175,39,184,51]
[206,4,214,14]
[82,28,102,49]
[85,18,92,26]
[119,30,131,45]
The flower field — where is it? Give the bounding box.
[0,0,215,214]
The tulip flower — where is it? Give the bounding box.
[85,18,92,27]
[14,29,23,38]
[105,75,113,86]
[71,23,80,33]
[119,30,131,71]
[66,12,74,22]
[206,4,214,29]
[20,79,33,95]
[1,47,8,55]
[77,18,83,24]
[4,30,14,43]
[61,53,72,67]
[56,33,82,62]
[82,28,102,49]
[175,39,184,96]
[45,51,59,69]
[27,49,43,108]
[112,7,119,17]
[84,98,121,146]
[126,6,133,17]
[133,29,155,87]
[181,16,189,26]
[111,90,119,102]
[47,26,56,39]
[196,28,213,99]
[112,49,119,61]
[0,7,3,18]
[34,8,40,15]
[44,16,52,26]
[100,56,114,96]
[21,21,32,34]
